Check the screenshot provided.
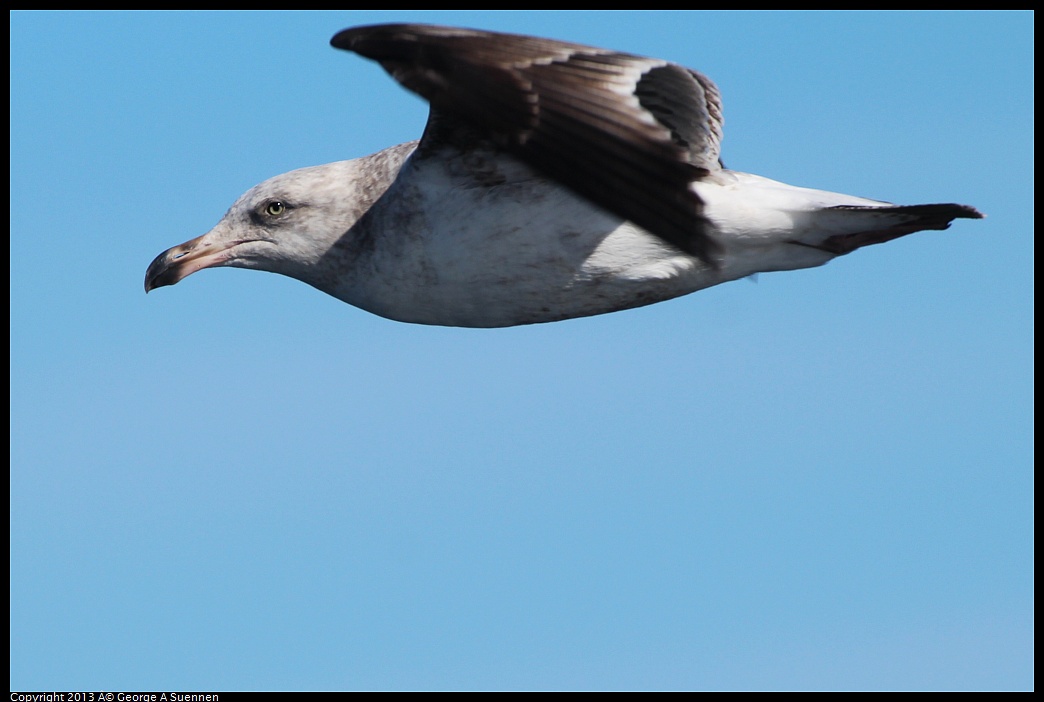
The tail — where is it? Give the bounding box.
[805,203,984,255]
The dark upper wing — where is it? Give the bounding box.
[331,23,724,264]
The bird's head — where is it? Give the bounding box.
[144,159,384,294]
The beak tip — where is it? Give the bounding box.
[144,260,167,294]
[145,233,219,295]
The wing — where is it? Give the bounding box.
[331,23,725,264]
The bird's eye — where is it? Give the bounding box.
[264,201,286,217]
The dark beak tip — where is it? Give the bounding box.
[144,253,176,294]
[145,233,212,294]
[144,269,174,294]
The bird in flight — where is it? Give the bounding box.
[145,23,982,328]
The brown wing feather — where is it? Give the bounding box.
[331,23,725,264]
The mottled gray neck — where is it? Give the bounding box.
[278,141,419,294]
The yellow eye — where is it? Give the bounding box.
[264,201,286,217]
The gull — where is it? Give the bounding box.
[144,23,982,328]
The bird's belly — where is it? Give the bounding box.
[350,174,716,327]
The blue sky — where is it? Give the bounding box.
[10,11,1032,691]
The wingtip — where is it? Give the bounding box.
[331,24,385,51]
[330,24,417,58]
[329,27,357,51]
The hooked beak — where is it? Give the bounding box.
[144,234,233,292]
